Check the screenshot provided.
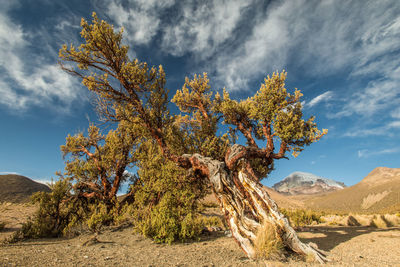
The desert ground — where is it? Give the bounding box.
[1,202,400,267]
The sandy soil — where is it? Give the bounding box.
[1,203,400,267]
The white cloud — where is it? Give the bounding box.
[391,107,400,119]
[104,0,251,61]
[210,0,400,103]
[32,179,53,185]
[0,4,82,112]
[161,0,251,58]
[344,120,400,137]
[305,91,333,108]
[214,1,291,90]
[100,0,400,102]
[358,148,399,158]
[105,0,174,45]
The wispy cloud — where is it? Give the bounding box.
[104,0,175,45]
[103,0,252,61]
[161,0,251,59]
[305,91,333,108]
[211,0,400,90]
[334,68,400,118]
[344,120,400,137]
[100,0,400,99]
[358,148,400,158]
[0,2,83,112]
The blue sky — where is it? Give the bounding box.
[0,0,399,190]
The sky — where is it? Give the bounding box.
[0,0,399,191]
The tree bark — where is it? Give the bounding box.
[183,144,327,263]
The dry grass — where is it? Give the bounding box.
[254,220,284,260]
[321,213,400,228]
[280,208,324,227]
[361,191,391,209]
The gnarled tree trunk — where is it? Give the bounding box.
[184,144,327,263]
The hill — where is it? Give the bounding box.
[273,171,345,195]
[302,167,400,214]
[0,174,51,203]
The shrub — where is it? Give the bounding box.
[280,209,324,227]
[86,202,114,232]
[9,180,90,241]
[132,190,205,244]
[370,215,390,228]
[254,220,284,260]
[8,180,132,243]
[0,221,5,231]
[131,140,209,244]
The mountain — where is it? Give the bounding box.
[0,174,51,203]
[273,171,346,195]
[304,167,400,214]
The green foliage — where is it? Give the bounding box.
[197,215,225,229]
[86,202,113,232]
[280,209,325,227]
[216,71,327,161]
[11,180,89,240]
[172,73,230,161]
[130,140,209,244]
[59,13,170,133]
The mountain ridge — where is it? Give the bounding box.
[273,171,346,195]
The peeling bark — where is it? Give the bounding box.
[183,144,327,263]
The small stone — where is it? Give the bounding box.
[224,230,232,237]
[83,255,89,259]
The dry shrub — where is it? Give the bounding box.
[352,215,373,226]
[370,215,389,228]
[321,215,343,226]
[0,221,5,231]
[281,209,325,227]
[254,220,284,260]
[346,215,360,226]
[384,214,400,226]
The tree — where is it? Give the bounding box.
[59,13,328,262]
[60,121,138,210]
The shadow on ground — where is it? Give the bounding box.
[299,226,400,251]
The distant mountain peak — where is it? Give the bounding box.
[273,172,346,195]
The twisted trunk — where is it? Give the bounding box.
[183,144,327,263]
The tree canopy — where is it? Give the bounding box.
[59,13,326,176]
